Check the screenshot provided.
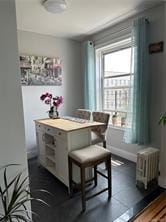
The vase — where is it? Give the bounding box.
[49,107,59,119]
[112,116,117,126]
[121,117,126,127]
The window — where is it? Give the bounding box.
[97,39,132,127]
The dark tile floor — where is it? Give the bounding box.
[28,155,158,222]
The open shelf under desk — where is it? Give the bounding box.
[46,155,56,163]
[45,143,56,150]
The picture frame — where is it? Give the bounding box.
[149,41,164,54]
[20,55,62,86]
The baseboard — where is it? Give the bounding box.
[107,145,137,162]
[158,176,166,189]
[27,149,38,159]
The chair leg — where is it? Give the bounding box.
[103,140,106,148]
[103,140,108,169]
[80,166,86,212]
[106,156,112,198]
[94,165,97,187]
[68,157,73,197]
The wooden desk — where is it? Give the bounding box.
[35,118,104,187]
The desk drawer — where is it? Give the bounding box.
[36,123,45,132]
[55,129,65,139]
[45,126,55,135]
[45,126,65,138]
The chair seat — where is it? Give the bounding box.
[91,131,105,144]
[69,145,111,164]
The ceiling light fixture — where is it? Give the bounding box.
[43,0,67,14]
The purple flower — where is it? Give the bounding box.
[53,101,58,107]
[58,96,63,103]
[40,92,63,110]
[40,94,47,101]
[45,99,51,105]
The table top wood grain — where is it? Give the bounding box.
[35,118,104,132]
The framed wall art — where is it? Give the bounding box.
[20,55,62,86]
[149,41,164,54]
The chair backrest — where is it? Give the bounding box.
[92,112,110,134]
[76,109,91,120]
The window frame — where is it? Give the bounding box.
[97,38,132,127]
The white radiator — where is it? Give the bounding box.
[136,147,159,189]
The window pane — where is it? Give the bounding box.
[104,75,130,88]
[104,88,129,112]
[104,48,131,77]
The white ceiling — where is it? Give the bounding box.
[16,0,162,40]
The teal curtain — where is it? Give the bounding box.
[124,18,150,145]
[83,41,96,110]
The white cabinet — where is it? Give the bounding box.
[36,124,46,166]
[35,120,92,187]
[56,138,68,185]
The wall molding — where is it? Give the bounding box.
[27,149,38,159]
[107,145,137,162]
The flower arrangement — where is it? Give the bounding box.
[40,92,63,118]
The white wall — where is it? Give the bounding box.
[106,128,145,162]
[90,4,164,161]
[0,0,29,213]
[0,0,27,169]
[158,2,166,189]
[17,31,83,158]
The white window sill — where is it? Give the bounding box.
[108,124,125,131]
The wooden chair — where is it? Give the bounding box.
[91,112,110,148]
[76,109,91,120]
[68,145,112,212]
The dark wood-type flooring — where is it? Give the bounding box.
[133,192,166,222]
